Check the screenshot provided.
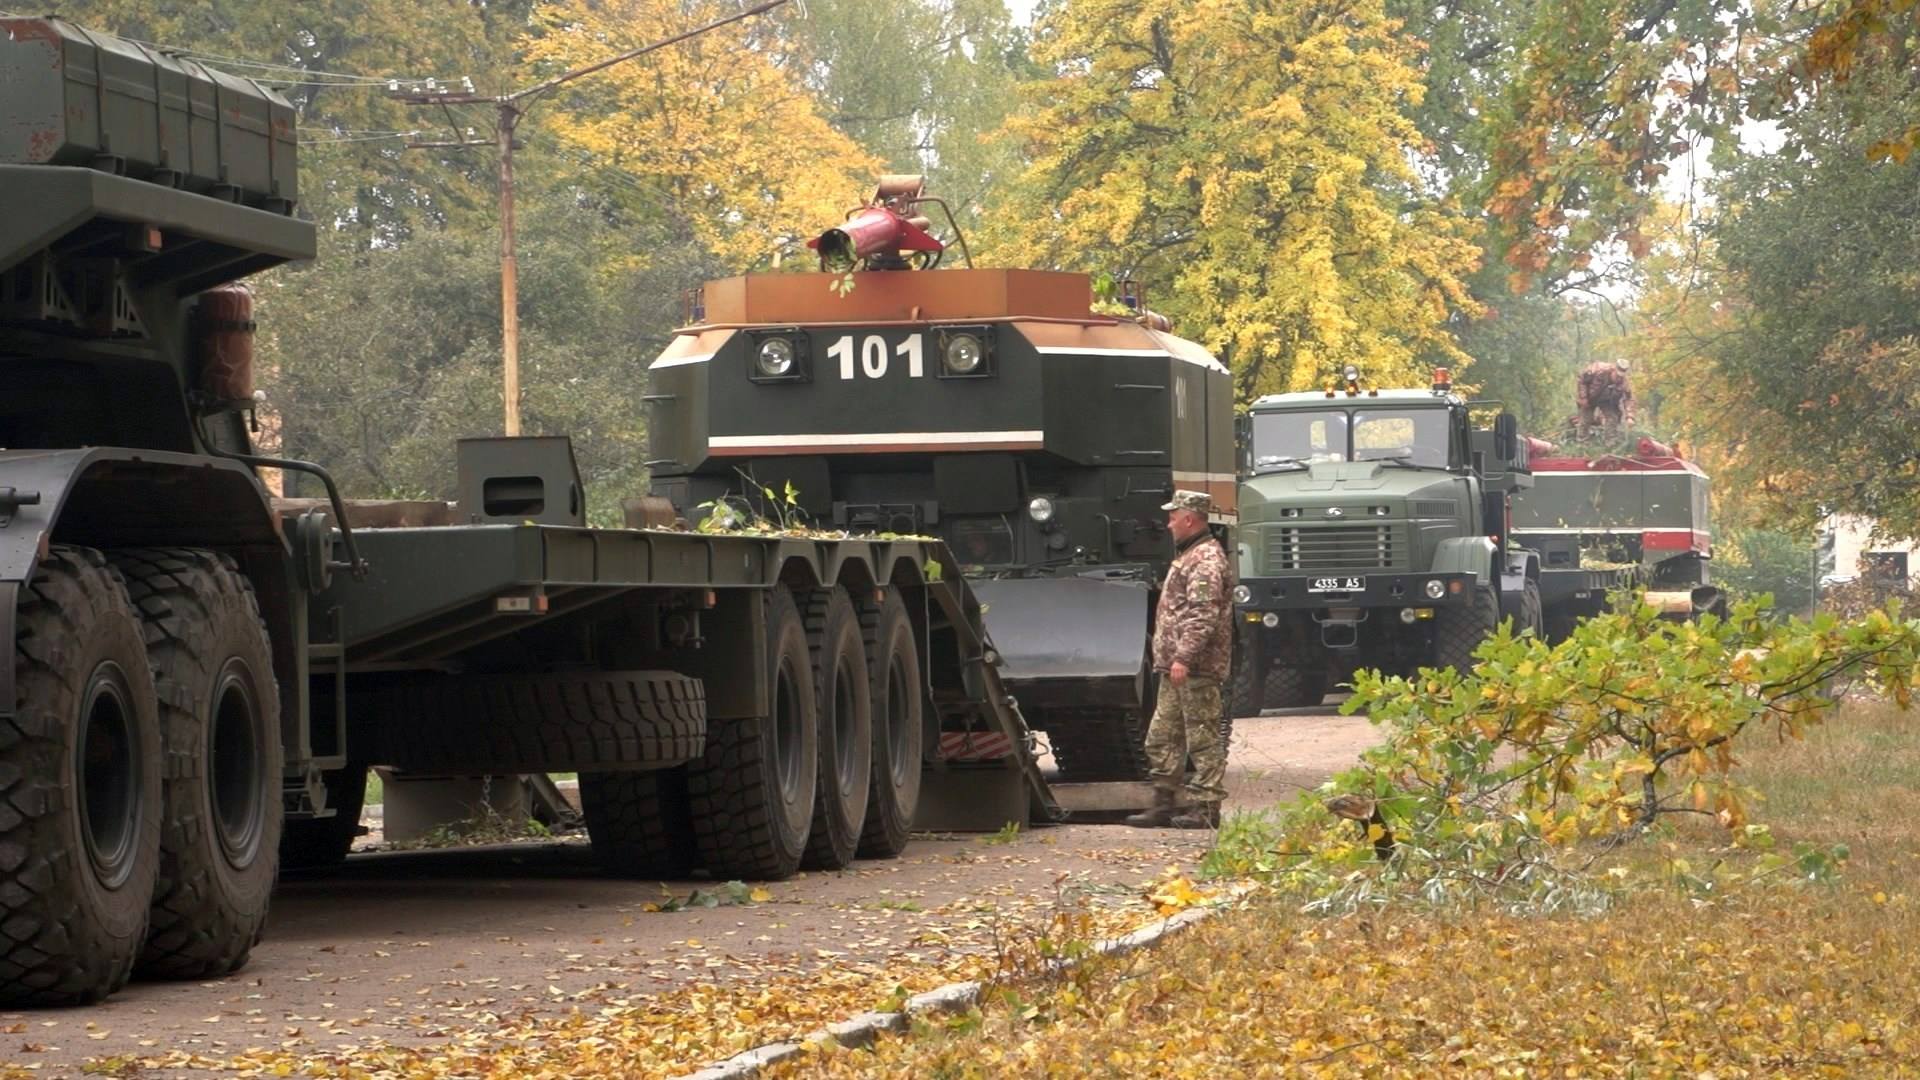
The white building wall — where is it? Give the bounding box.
[1823,514,1919,584]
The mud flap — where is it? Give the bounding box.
[969,575,1152,718]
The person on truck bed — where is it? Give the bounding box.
[1127,490,1234,830]
[1576,358,1635,437]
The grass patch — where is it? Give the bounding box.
[775,700,1920,1077]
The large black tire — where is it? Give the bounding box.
[1521,579,1545,638]
[113,550,281,981]
[372,671,706,774]
[278,762,367,872]
[1265,665,1326,709]
[1227,631,1264,719]
[800,588,872,871]
[0,546,163,1005]
[580,767,695,879]
[1543,613,1580,645]
[687,588,817,880]
[1434,585,1500,673]
[856,591,921,860]
[1042,708,1150,782]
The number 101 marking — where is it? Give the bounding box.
[828,334,924,380]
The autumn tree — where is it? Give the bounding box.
[521,0,881,270]
[983,0,1482,399]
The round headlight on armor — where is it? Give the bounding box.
[1424,579,1446,600]
[943,333,985,374]
[1027,496,1055,524]
[1261,612,1281,628]
[756,337,796,377]
[1231,584,1252,605]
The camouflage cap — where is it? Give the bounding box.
[1161,489,1212,514]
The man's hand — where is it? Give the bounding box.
[1169,661,1189,686]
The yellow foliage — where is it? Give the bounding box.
[978,0,1481,400]
[522,0,880,269]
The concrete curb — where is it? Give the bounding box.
[672,887,1253,1080]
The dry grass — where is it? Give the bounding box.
[777,701,1920,1078]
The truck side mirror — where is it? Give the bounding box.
[1494,412,1518,463]
[1233,414,1253,475]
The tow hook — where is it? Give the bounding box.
[0,488,41,528]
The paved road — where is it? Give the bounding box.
[5,709,1379,1074]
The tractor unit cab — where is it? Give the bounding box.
[647,177,1238,779]
[1231,369,1538,708]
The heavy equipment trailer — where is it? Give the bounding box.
[0,16,1052,1008]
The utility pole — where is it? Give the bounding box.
[391,0,791,437]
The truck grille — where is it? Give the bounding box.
[1265,523,1405,572]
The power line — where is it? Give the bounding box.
[388,0,793,437]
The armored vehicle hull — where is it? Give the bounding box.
[648,266,1238,779]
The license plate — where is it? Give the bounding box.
[1308,576,1365,593]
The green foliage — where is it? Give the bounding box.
[791,0,1033,232]
[643,880,773,912]
[979,821,1022,846]
[258,196,658,522]
[1231,595,1920,911]
[1716,527,1818,615]
[1691,63,1920,538]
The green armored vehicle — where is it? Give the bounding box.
[646,179,1239,780]
[1231,371,1539,706]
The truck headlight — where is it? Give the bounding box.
[1232,584,1251,605]
[1261,612,1280,628]
[1027,496,1055,524]
[1424,579,1446,600]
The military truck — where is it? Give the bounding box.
[646,178,1239,780]
[0,17,1052,1007]
[1511,433,1722,640]
[1230,370,1541,707]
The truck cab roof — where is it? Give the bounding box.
[1251,388,1461,409]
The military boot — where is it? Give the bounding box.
[1124,788,1178,828]
[1168,802,1221,830]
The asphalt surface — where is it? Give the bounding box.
[1,707,1380,1075]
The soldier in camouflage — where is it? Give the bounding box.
[1126,490,1233,830]
[1576,358,1635,438]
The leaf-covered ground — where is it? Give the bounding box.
[776,702,1920,1077]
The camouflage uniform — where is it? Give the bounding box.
[1576,361,1634,436]
[1143,492,1233,809]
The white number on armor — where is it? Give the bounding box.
[828,334,927,379]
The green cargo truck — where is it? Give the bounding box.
[0,17,1051,1007]
[1229,373,1540,709]
[1231,373,1724,710]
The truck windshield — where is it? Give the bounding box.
[1252,407,1451,469]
